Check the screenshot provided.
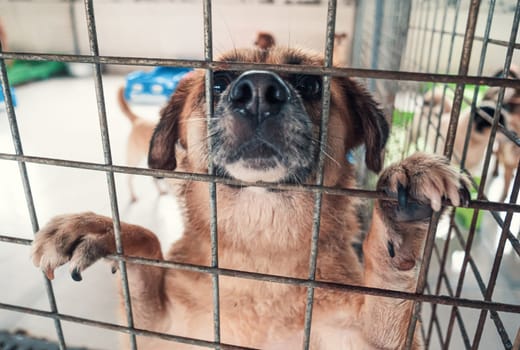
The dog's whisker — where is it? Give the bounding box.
[318,149,341,168]
[302,135,341,168]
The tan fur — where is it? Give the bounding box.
[333,32,349,67]
[32,48,469,349]
[483,65,520,201]
[412,88,504,172]
[117,87,165,202]
[0,18,13,67]
[0,18,6,52]
[495,96,520,201]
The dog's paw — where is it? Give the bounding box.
[31,212,116,281]
[377,153,470,223]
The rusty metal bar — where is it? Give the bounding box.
[433,0,463,154]
[431,243,471,349]
[0,39,67,350]
[83,1,137,349]
[202,0,221,347]
[451,223,513,349]
[444,0,520,346]
[1,234,519,315]
[427,0,497,345]
[0,302,257,350]
[405,1,482,348]
[472,163,520,348]
[426,215,457,348]
[408,25,520,50]
[2,152,520,214]
[1,51,519,88]
[302,1,337,348]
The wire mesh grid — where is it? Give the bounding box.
[0,0,519,349]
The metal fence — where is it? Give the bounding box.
[354,0,520,349]
[0,0,520,349]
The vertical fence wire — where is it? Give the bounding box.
[405,1,482,348]
[406,0,429,155]
[0,38,67,350]
[446,1,520,348]
[402,1,424,157]
[68,0,80,55]
[83,1,137,349]
[424,0,441,75]
[459,0,497,171]
[425,1,497,346]
[301,1,337,349]
[368,0,383,92]
[471,164,520,349]
[444,1,520,347]
[432,0,463,154]
[202,0,221,348]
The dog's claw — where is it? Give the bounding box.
[387,241,395,258]
[71,268,82,282]
[397,182,408,208]
[45,268,55,280]
[111,264,118,274]
[459,186,471,207]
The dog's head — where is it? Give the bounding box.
[474,103,508,133]
[254,32,276,50]
[148,48,388,186]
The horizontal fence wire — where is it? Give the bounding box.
[83,0,137,348]
[0,32,67,350]
[0,233,519,315]
[408,26,520,49]
[1,152,519,213]
[1,51,519,87]
[202,0,221,348]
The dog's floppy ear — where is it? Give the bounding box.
[340,78,389,173]
[148,78,191,170]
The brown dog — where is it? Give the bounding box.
[333,32,349,67]
[485,66,520,201]
[412,87,509,174]
[495,95,520,201]
[117,87,165,202]
[0,18,7,52]
[32,48,469,349]
[254,31,276,50]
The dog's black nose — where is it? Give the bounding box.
[229,71,290,122]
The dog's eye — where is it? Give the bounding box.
[213,72,234,95]
[294,75,322,99]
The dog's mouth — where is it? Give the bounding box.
[230,140,279,164]
[223,139,288,183]
[209,70,320,184]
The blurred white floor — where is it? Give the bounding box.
[0,76,518,349]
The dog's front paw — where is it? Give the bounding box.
[377,153,470,222]
[31,212,116,281]
[376,153,470,270]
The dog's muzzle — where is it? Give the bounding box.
[210,70,316,183]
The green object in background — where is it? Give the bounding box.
[392,109,414,127]
[6,60,67,86]
[392,83,492,128]
[454,177,482,231]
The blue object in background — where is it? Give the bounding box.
[124,66,193,105]
[0,86,17,110]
